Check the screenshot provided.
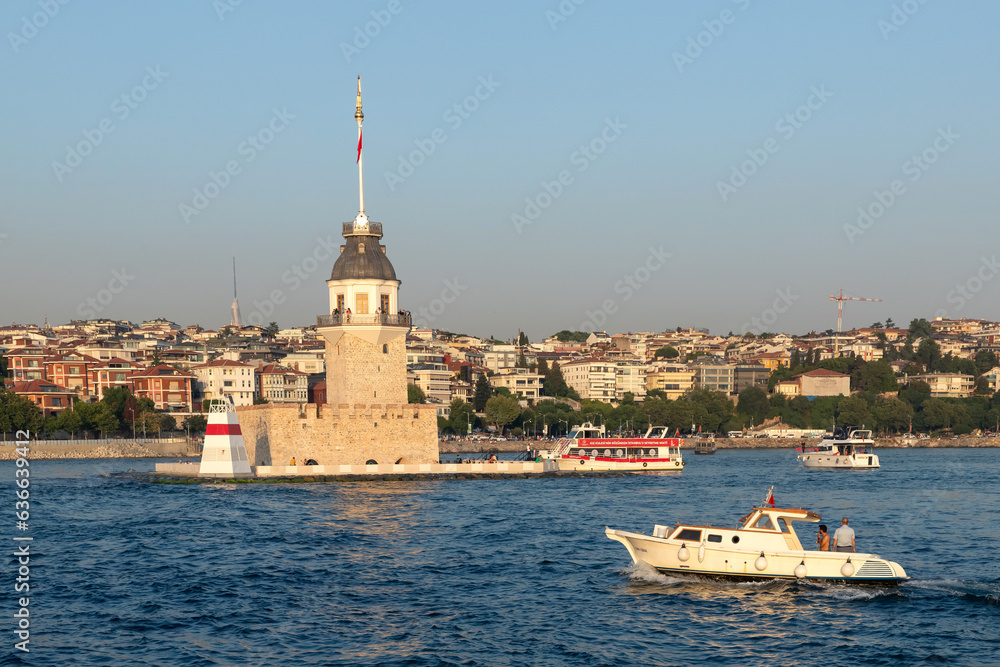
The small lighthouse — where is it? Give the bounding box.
[199,400,252,477]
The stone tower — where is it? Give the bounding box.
[317,76,411,406]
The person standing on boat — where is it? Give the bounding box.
[816,524,830,551]
[831,517,855,552]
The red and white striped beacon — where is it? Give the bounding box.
[198,398,252,477]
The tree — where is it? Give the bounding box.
[447,399,475,435]
[537,357,549,377]
[654,346,680,359]
[93,403,120,437]
[517,331,529,346]
[885,317,895,329]
[543,362,568,398]
[0,388,44,436]
[921,398,956,431]
[908,318,933,339]
[266,322,280,339]
[140,411,162,435]
[56,408,83,436]
[851,360,898,394]
[916,339,941,370]
[871,321,883,329]
[160,414,177,432]
[552,330,588,343]
[407,384,426,404]
[737,386,769,426]
[975,350,999,375]
[516,350,528,368]
[182,414,207,433]
[837,395,872,428]
[473,374,492,411]
[485,395,521,434]
[873,396,913,433]
[620,392,636,406]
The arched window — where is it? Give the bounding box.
[382,344,388,353]
[358,242,365,253]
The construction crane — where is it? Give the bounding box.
[829,289,882,357]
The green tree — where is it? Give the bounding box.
[785,396,812,428]
[518,331,529,346]
[916,339,941,370]
[851,359,898,394]
[473,374,492,411]
[873,396,913,433]
[836,395,872,427]
[921,398,956,431]
[56,408,83,436]
[974,350,999,375]
[140,411,162,435]
[485,395,521,434]
[266,321,280,339]
[537,357,549,377]
[182,414,207,433]
[737,386,769,426]
[543,362,569,398]
[899,379,932,411]
[908,318,933,339]
[93,403,120,436]
[407,384,426,404]
[447,399,475,435]
[552,330,589,343]
[160,414,177,432]
[654,346,680,359]
[0,388,44,435]
[885,317,895,328]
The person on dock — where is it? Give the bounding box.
[831,517,855,552]
[290,456,296,466]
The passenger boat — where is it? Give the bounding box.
[532,422,684,471]
[797,427,879,469]
[694,439,717,455]
[606,488,908,585]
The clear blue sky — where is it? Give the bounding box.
[2,1,998,340]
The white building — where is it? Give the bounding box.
[489,368,543,400]
[258,364,308,403]
[615,362,647,401]
[191,359,256,407]
[562,358,617,403]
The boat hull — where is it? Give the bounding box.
[799,453,880,468]
[606,528,908,585]
[557,456,684,472]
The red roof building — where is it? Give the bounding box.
[128,365,196,412]
[11,380,76,418]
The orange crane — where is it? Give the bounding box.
[829,289,882,357]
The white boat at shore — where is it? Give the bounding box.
[797,428,880,469]
[606,490,909,585]
[532,422,684,472]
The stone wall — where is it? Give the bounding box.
[325,333,407,406]
[236,401,438,466]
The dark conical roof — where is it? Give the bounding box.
[330,233,397,281]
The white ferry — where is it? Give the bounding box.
[798,427,880,469]
[533,422,684,472]
[606,490,909,585]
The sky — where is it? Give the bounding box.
[2,1,998,341]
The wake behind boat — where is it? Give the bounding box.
[532,422,684,472]
[606,488,908,585]
[798,427,880,469]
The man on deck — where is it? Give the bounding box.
[831,517,855,552]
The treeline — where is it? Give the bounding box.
[0,386,207,438]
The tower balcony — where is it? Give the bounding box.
[316,313,411,328]
[342,221,383,237]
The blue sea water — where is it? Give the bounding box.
[2,448,998,666]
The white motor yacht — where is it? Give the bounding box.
[606,491,908,584]
[798,427,880,469]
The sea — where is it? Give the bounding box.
[2,448,998,666]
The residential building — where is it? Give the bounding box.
[11,380,76,418]
[798,369,851,397]
[615,362,647,401]
[44,352,99,396]
[734,363,770,393]
[88,358,141,398]
[562,358,617,402]
[282,349,326,374]
[907,373,975,398]
[490,369,543,400]
[129,365,196,412]
[646,364,696,400]
[257,364,308,403]
[191,359,256,407]
[5,347,48,383]
[690,356,735,394]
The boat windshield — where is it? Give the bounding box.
[567,429,579,440]
[753,515,775,530]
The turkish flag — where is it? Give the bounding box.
[357,129,363,163]
[766,489,775,507]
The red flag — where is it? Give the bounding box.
[357,129,363,163]
[766,488,775,507]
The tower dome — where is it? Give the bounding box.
[329,228,397,281]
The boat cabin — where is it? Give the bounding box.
[657,507,821,552]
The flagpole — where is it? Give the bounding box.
[355,75,365,218]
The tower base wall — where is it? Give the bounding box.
[235,402,438,466]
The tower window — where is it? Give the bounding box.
[358,242,365,253]
[382,344,388,354]
[337,294,345,312]
[380,294,390,313]
[356,293,369,314]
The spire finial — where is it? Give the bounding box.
[354,75,368,229]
